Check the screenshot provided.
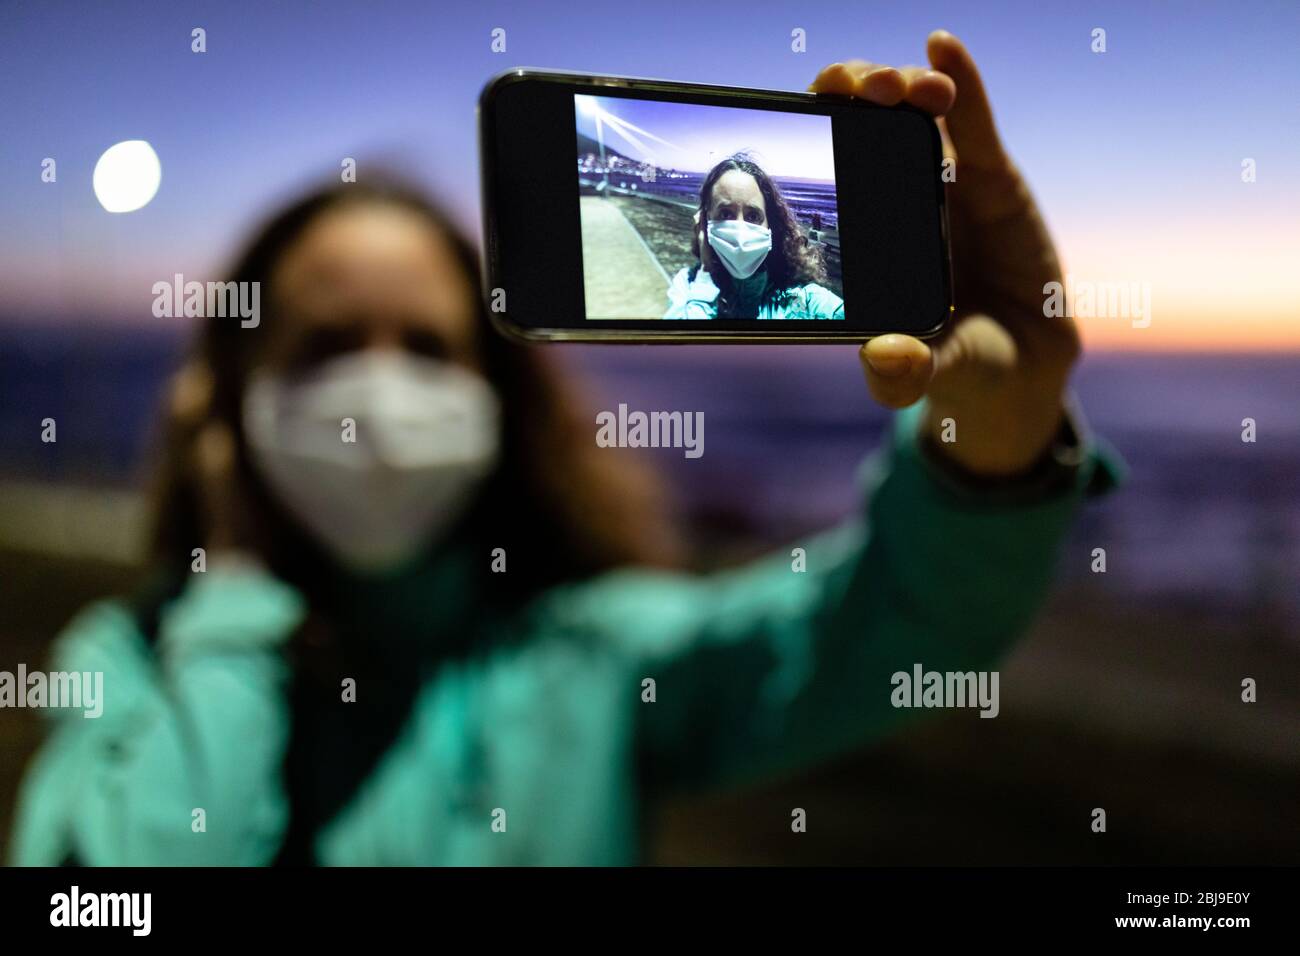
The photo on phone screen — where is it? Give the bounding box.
[574,94,845,322]
[481,70,951,341]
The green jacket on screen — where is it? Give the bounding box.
[663,265,845,320]
[9,402,1117,866]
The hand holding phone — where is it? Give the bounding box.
[479,31,1081,477]
[480,61,953,341]
[819,31,1082,479]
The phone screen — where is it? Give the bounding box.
[481,72,951,341]
[575,94,844,322]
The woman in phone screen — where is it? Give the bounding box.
[663,154,846,320]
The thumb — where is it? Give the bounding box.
[859,335,934,409]
[926,30,1007,170]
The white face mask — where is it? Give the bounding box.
[706,218,772,280]
[242,350,501,572]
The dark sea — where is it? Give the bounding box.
[1,320,1297,622]
[602,170,840,227]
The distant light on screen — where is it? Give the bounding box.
[92,140,162,213]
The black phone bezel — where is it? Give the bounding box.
[478,67,953,344]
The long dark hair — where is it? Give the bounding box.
[690,153,826,315]
[143,175,681,620]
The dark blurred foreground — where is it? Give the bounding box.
[3,548,1295,864]
[1,328,1297,863]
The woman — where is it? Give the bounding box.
[11,32,1113,865]
[663,154,845,320]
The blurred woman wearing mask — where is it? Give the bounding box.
[12,33,1114,866]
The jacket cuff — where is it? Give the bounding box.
[888,397,1124,510]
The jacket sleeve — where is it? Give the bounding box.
[799,283,845,319]
[662,266,718,319]
[8,563,305,866]
[627,400,1118,792]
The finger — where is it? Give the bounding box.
[926,30,1006,169]
[859,334,935,409]
[810,60,906,105]
[810,59,883,92]
[897,66,956,116]
[808,62,858,95]
[850,60,907,106]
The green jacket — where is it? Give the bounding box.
[9,403,1116,866]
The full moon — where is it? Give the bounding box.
[92,140,162,213]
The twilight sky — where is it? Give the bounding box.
[575,95,836,180]
[1,0,1297,349]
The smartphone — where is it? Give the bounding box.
[478,68,952,343]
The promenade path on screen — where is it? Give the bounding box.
[580,195,672,319]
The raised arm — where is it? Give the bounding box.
[633,30,1111,790]
[630,401,1115,792]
